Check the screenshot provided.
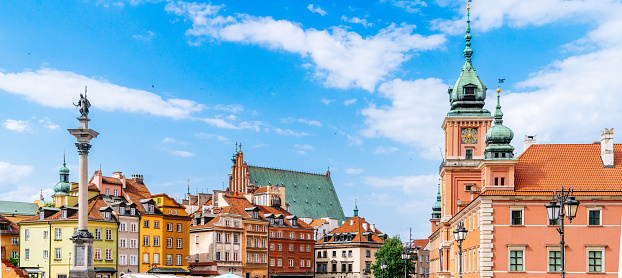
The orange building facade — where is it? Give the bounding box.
[429,5,622,278]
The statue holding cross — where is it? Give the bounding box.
[74,86,91,118]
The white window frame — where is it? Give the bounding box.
[25,249,30,260]
[130,255,138,266]
[507,245,526,272]
[509,206,524,226]
[119,238,127,248]
[119,254,127,265]
[546,246,561,272]
[587,207,603,226]
[95,248,101,260]
[43,250,48,259]
[54,248,61,260]
[586,245,606,273]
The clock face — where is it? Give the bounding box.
[461,128,478,144]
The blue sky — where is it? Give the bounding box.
[1,0,621,240]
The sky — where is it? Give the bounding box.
[1,0,622,240]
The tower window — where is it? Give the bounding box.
[501,177,505,186]
[465,149,473,159]
[494,177,499,186]
[464,87,475,96]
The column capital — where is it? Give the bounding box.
[76,143,92,155]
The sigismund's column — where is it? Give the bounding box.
[68,88,99,278]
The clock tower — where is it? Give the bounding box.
[440,5,493,220]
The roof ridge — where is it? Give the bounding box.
[248,165,328,177]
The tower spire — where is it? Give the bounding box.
[494,86,503,125]
[463,4,473,64]
[354,199,359,217]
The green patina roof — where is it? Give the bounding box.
[0,201,39,216]
[247,166,345,222]
[484,91,515,158]
[447,7,491,118]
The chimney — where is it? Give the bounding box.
[113,172,122,179]
[370,224,376,232]
[601,128,614,167]
[362,223,368,231]
[524,135,536,151]
[131,174,143,182]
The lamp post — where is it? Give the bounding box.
[545,186,580,278]
[401,250,411,278]
[380,260,387,278]
[453,222,467,278]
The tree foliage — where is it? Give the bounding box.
[8,255,19,267]
[44,202,55,207]
[371,236,415,278]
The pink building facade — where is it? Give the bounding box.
[428,5,621,277]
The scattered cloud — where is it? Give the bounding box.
[282,117,322,127]
[38,117,60,130]
[273,128,310,137]
[389,0,427,14]
[375,146,399,154]
[165,1,446,92]
[0,161,34,184]
[195,133,229,142]
[0,67,205,120]
[169,150,195,157]
[321,98,335,105]
[343,98,357,106]
[163,137,176,143]
[211,104,244,113]
[345,168,364,174]
[133,30,156,41]
[361,78,447,158]
[3,119,30,132]
[307,4,327,16]
[294,144,314,150]
[362,174,437,194]
[341,16,373,28]
[347,134,363,146]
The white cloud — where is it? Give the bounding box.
[341,16,373,28]
[169,150,195,157]
[347,134,363,146]
[362,174,437,194]
[361,78,447,157]
[321,98,335,105]
[430,0,612,35]
[307,4,327,16]
[282,117,322,127]
[38,117,60,130]
[273,128,310,137]
[3,119,30,132]
[212,104,244,113]
[294,144,314,150]
[345,168,364,174]
[0,67,205,120]
[195,133,229,142]
[389,0,427,14]
[163,137,176,143]
[165,1,446,91]
[375,146,399,154]
[133,30,156,41]
[0,161,34,184]
[343,98,357,106]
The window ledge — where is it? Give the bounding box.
[509,225,525,227]
[508,271,526,273]
[587,225,603,227]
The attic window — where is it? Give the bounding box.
[130,208,136,215]
[105,211,111,220]
[464,86,475,96]
[61,210,67,219]
[119,207,126,215]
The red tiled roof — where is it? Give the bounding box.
[253,187,268,194]
[222,195,311,228]
[0,215,19,235]
[318,216,383,244]
[102,176,122,185]
[20,195,116,222]
[515,144,622,192]
[309,219,327,227]
[411,239,429,248]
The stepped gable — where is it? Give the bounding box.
[317,216,382,244]
[247,165,345,221]
[482,144,622,196]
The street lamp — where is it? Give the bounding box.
[545,186,580,278]
[380,260,387,278]
[401,251,411,278]
[453,222,467,278]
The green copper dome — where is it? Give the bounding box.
[53,156,70,196]
[431,185,441,219]
[447,7,491,118]
[484,91,515,159]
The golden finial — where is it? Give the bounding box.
[467,5,470,10]
[496,88,501,93]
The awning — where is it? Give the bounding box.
[94,267,118,273]
[23,268,43,273]
[147,267,190,274]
